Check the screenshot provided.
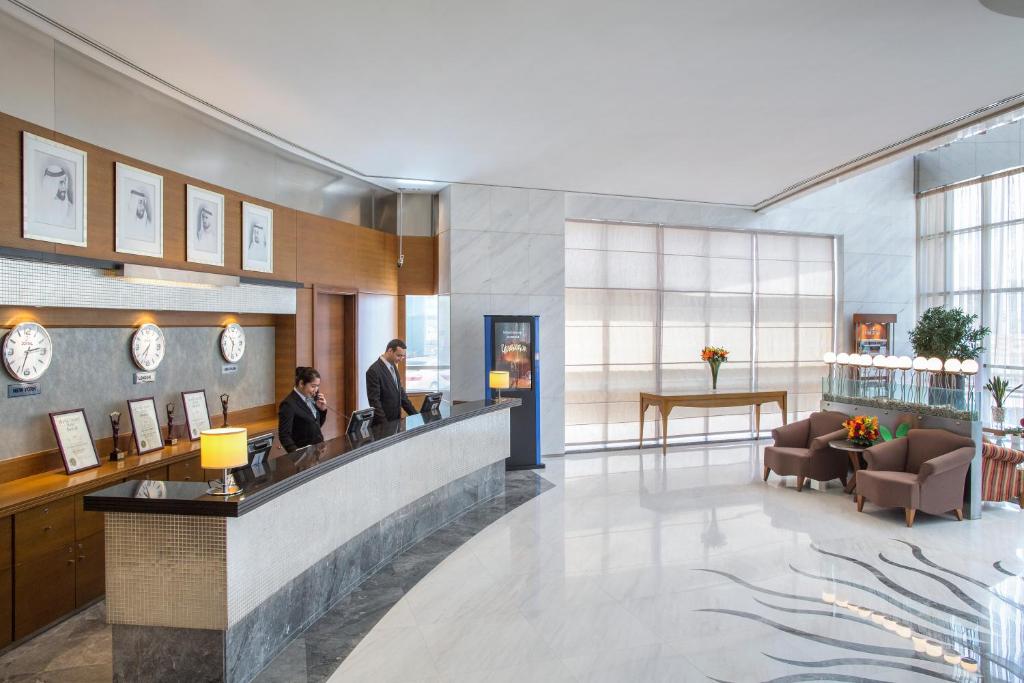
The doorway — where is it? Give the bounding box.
[313,287,357,440]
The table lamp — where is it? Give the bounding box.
[201,427,247,496]
[489,370,510,401]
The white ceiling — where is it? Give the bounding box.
[16,0,1024,205]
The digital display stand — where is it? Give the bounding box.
[484,315,543,470]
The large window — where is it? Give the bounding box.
[918,170,1024,423]
[565,221,835,449]
[404,295,444,392]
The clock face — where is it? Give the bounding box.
[220,323,245,363]
[3,322,53,381]
[131,323,166,371]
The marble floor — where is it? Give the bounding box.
[1,442,1022,682]
[325,442,1024,683]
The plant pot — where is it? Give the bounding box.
[992,405,1006,425]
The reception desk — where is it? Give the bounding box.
[85,399,516,683]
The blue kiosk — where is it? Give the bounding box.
[484,315,543,470]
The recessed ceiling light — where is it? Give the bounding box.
[979,0,1024,18]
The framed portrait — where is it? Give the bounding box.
[115,163,163,257]
[127,397,164,455]
[241,201,273,273]
[186,185,225,266]
[181,389,212,441]
[23,132,87,247]
[49,408,101,475]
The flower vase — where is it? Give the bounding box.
[708,360,721,390]
[992,405,1006,426]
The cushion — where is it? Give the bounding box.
[857,469,920,508]
[906,429,974,474]
[764,446,811,475]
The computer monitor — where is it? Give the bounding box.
[347,408,376,439]
[420,392,443,415]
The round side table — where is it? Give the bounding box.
[829,439,873,495]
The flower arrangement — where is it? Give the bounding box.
[700,346,729,389]
[842,415,880,447]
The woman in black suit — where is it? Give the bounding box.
[278,367,328,452]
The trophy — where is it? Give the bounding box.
[165,403,179,446]
[109,411,126,461]
[220,393,230,427]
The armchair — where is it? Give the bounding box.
[763,411,849,491]
[856,429,975,527]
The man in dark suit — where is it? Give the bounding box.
[366,339,417,425]
[278,367,328,452]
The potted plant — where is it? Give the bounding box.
[700,346,729,390]
[984,376,1021,425]
[908,307,990,406]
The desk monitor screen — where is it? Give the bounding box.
[420,392,442,415]
[247,433,274,467]
[347,408,375,439]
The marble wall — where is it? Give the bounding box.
[916,117,1024,193]
[438,185,566,457]
[439,157,917,456]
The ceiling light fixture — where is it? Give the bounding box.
[979,0,1024,18]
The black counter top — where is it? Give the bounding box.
[84,399,518,518]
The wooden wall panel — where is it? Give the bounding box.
[0,115,56,252]
[296,213,399,294]
[397,236,438,295]
[0,307,275,329]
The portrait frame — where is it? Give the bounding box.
[241,201,274,273]
[48,408,101,475]
[181,389,212,441]
[115,162,164,258]
[127,396,164,455]
[23,132,88,247]
[186,185,225,266]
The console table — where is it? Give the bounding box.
[639,390,788,456]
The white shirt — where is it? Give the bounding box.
[293,388,317,418]
[380,355,399,388]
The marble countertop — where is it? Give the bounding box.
[84,399,518,517]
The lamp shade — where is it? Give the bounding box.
[961,359,980,375]
[944,358,962,373]
[847,353,861,366]
[489,370,510,390]
[897,356,913,370]
[872,355,886,368]
[200,428,248,469]
[926,357,943,372]
[858,355,873,367]
[823,351,837,364]
[836,353,850,365]
[912,356,928,371]
[885,355,899,368]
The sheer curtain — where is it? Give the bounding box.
[565,220,836,450]
[917,169,1024,423]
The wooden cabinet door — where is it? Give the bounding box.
[14,499,75,564]
[0,566,11,647]
[0,516,11,570]
[74,492,104,540]
[14,544,75,640]
[168,456,203,482]
[75,532,104,607]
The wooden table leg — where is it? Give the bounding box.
[639,400,645,451]
[844,452,861,494]
[754,403,761,435]
[661,403,669,457]
[780,394,788,425]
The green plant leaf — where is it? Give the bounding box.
[879,425,893,442]
[895,423,910,438]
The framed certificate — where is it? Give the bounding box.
[49,409,101,475]
[127,397,164,455]
[181,389,211,441]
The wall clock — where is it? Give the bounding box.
[220,323,245,363]
[131,323,166,371]
[3,321,53,381]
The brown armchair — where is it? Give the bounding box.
[763,411,849,491]
[856,429,975,527]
